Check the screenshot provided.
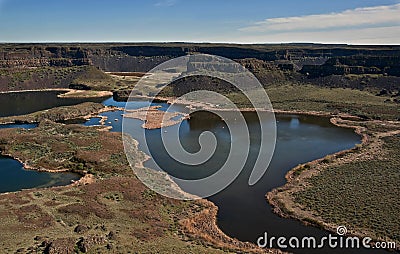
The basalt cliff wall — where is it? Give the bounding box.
[1,43,399,92]
[1,43,399,72]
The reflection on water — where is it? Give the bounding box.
[0,123,38,129]
[290,117,300,129]
[83,117,102,126]
[88,100,366,254]
[0,91,104,192]
[0,94,383,253]
[0,91,106,117]
[0,156,80,193]
[88,98,185,132]
[122,110,382,254]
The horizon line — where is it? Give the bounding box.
[0,41,399,46]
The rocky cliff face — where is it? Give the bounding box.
[89,55,172,72]
[0,43,399,92]
[301,64,382,77]
[0,45,90,68]
[301,55,400,77]
[1,44,399,72]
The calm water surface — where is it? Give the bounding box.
[119,105,385,254]
[0,156,80,193]
[0,123,38,129]
[0,90,105,117]
[0,90,104,191]
[0,94,386,253]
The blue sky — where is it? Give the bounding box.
[0,0,399,44]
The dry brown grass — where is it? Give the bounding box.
[267,118,400,249]
[0,120,273,253]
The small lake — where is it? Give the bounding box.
[0,90,106,117]
[0,123,38,129]
[0,156,80,193]
[0,90,105,192]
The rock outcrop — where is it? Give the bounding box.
[0,43,399,92]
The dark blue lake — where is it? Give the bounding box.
[0,156,79,193]
[0,93,383,253]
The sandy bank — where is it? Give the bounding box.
[124,105,189,129]
[57,89,113,98]
[0,88,71,94]
[266,116,400,248]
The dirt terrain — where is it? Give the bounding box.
[267,118,400,250]
[0,107,280,253]
[124,106,189,129]
[0,43,399,253]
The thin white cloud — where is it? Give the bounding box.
[231,26,400,45]
[154,0,178,7]
[240,4,400,33]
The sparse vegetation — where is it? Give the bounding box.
[0,102,104,124]
[295,134,400,243]
[268,119,400,248]
[0,120,269,253]
[226,84,399,120]
[0,43,399,253]
[0,66,118,92]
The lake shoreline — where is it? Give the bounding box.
[0,88,71,94]
[1,92,396,252]
[122,94,364,120]
[266,117,400,249]
[0,88,113,99]
[0,107,279,253]
[0,102,122,125]
[130,94,399,250]
[0,152,92,193]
